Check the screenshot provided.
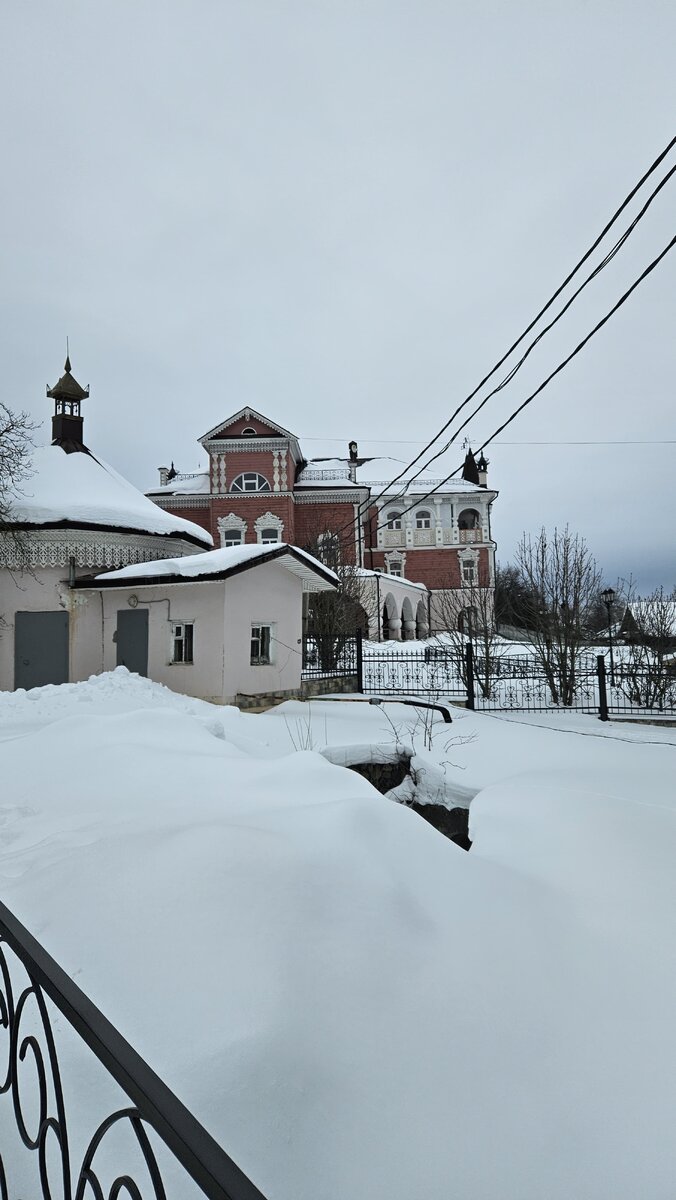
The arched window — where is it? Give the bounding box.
[241,426,257,436]
[386,511,402,530]
[458,508,481,530]
[416,510,431,529]
[231,472,271,493]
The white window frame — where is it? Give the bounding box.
[254,512,284,544]
[386,510,402,530]
[415,510,431,529]
[171,620,194,664]
[217,514,248,547]
[231,472,271,493]
[250,622,275,665]
[384,550,407,577]
[462,562,477,585]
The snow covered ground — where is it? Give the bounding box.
[0,670,675,1199]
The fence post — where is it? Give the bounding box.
[597,654,609,722]
[466,642,475,711]
[356,629,364,694]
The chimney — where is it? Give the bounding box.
[348,440,358,483]
[158,466,169,486]
[477,452,488,488]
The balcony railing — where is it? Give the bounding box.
[382,530,406,547]
[459,529,483,543]
[0,899,267,1200]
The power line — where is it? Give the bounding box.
[376,232,676,533]
[356,134,676,520]
[304,437,676,447]
[372,155,676,509]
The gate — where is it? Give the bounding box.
[14,611,69,690]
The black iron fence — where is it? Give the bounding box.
[0,900,267,1200]
[302,634,676,720]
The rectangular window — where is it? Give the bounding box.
[251,624,273,665]
[388,561,403,577]
[172,622,194,663]
[462,564,477,585]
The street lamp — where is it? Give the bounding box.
[601,587,616,685]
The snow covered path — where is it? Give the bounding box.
[0,671,675,1199]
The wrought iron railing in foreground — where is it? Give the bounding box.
[0,899,268,1200]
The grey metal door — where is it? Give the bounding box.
[14,611,69,690]
[116,609,149,676]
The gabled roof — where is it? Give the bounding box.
[74,542,338,591]
[199,407,299,444]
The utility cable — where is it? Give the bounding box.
[368,157,676,511]
[322,136,676,548]
[365,232,676,537]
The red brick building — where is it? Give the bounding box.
[147,406,498,636]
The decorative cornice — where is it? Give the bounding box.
[204,438,291,454]
[294,490,369,505]
[151,496,211,509]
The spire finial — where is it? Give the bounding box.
[65,337,71,374]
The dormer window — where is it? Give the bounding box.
[231,472,271,493]
[241,426,257,436]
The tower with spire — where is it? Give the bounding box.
[47,353,90,453]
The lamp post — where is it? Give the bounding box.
[601,587,616,685]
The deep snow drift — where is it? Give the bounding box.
[0,670,675,1199]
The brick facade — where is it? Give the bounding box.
[149,406,497,635]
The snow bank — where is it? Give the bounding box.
[1,676,676,1198]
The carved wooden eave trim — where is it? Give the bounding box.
[0,529,202,571]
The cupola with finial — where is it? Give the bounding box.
[477,452,488,487]
[47,350,90,453]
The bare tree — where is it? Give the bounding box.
[301,521,378,671]
[0,403,35,569]
[432,582,501,698]
[515,526,603,705]
[616,583,676,710]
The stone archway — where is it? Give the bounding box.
[416,599,429,640]
[382,592,401,641]
[401,596,416,641]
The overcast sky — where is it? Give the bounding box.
[3,1,674,590]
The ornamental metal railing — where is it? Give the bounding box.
[0,899,268,1200]
[356,642,676,718]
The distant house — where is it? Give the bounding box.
[148,406,498,637]
[619,599,676,649]
[0,360,335,703]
